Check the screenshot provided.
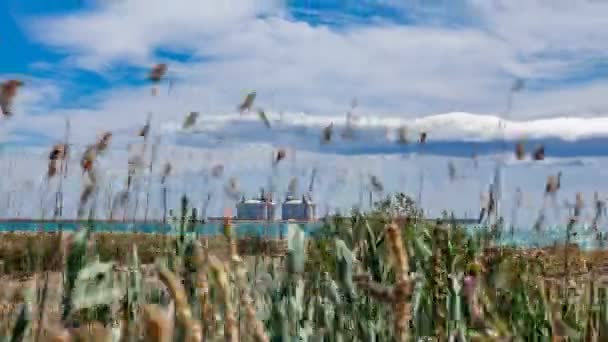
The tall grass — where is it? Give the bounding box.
[0,193,606,341]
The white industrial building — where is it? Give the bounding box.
[236,192,276,221]
[281,195,316,221]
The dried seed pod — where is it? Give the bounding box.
[533,144,545,161]
[77,183,95,217]
[208,256,238,342]
[142,304,172,342]
[354,274,394,303]
[234,260,269,342]
[419,132,427,144]
[574,192,584,219]
[161,162,172,184]
[95,132,112,153]
[182,112,199,129]
[257,109,271,128]
[386,223,412,342]
[139,122,150,137]
[274,148,286,165]
[515,142,525,160]
[157,265,202,342]
[546,175,557,195]
[49,143,66,161]
[48,160,58,178]
[211,164,224,178]
[0,80,24,117]
[448,161,456,182]
[238,91,256,113]
[81,145,97,174]
[149,64,168,82]
[370,175,383,193]
[322,123,333,143]
[71,322,111,342]
[224,177,241,201]
[44,325,73,342]
[397,126,408,144]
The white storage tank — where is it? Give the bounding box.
[281,195,316,221]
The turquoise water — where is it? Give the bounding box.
[0,221,605,250]
[0,220,324,238]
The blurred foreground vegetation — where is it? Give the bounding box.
[0,193,607,341]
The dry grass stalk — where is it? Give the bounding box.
[161,163,171,184]
[142,304,172,342]
[192,242,214,341]
[515,142,525,160]
[157,265,202,342]
[208,255,238,342]
[44,325,73,342]
[235,265,269,342]
[70,322,111,342]
[81,145,97,176]
[223,213,269,342]
[353,274,394,303]
[386,223,412,342]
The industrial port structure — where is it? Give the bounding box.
[235,190,317,222]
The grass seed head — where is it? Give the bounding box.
[238,91,256,113]
[0,80,24,117]
[149,64,168,82]
[95,132,112,153]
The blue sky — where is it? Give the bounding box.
[2,0,608,148]
[2,0,608,220]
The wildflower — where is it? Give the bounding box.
[0,80,24,117]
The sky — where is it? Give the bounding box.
[1,0,608,222]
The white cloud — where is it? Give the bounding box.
[4,0,607,151]
[29,0,285,70]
